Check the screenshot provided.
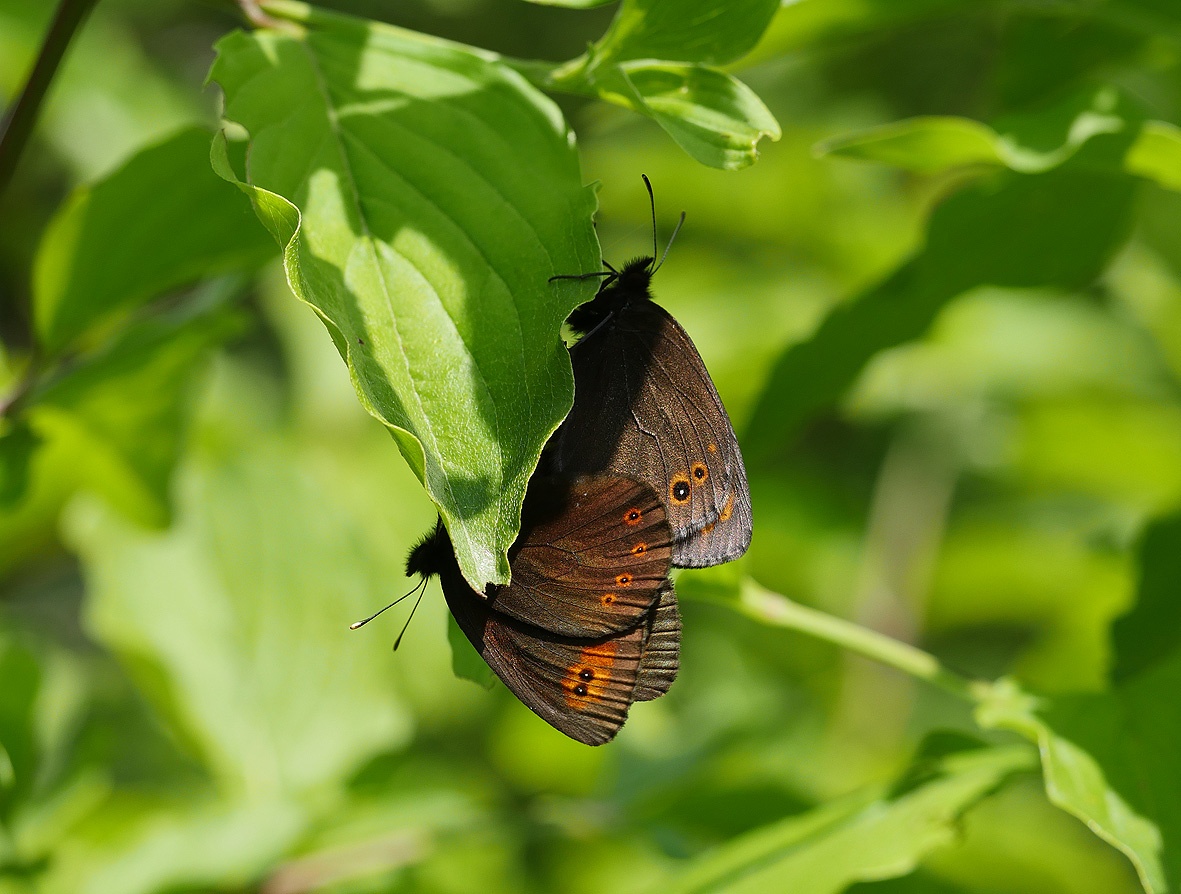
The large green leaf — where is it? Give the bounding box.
[210,0,601,589]
[658,742,1033,894]
[66,440,412,797]
[32,128,274,357]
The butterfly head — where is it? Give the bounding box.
[567,257,654,334]
[406,519,451,580]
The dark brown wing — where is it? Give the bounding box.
[442,568,646,746]
[634,582,680,702]
[488,476,673,637]
[554,300,751,567]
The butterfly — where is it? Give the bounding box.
[549,176,752,568]
[405,474,681,745]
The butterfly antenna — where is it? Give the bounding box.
[641,173,659,265]
[349,576,427,630]
[393,582,428,651]
[653,211,686,274]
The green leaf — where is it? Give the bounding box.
[658,742,1033,894]
[32,127,274,357]
[818,116,1009,174]
[975,678,1168,893]
[210,1,601,589]
[618,62,781,170]
[1112,513,1181,682]
[44,798,306,894]
[521,0,616,6]
[0,634,40,825]
[447,614,497,690]
[1125,121,1181,192]
[596,0,780,66]
[819,86,1139,176]
[0,421,40,508]
[28,298,242,528]
[745,168,1136,457]
[970,512,1181,888]
[66,439,413,797]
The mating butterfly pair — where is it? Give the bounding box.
[408,181,751,745]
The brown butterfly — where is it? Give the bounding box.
[406,475,681,745]
[550,177,752,567]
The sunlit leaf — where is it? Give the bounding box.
[32,128,274,357]
[595,0,779,65]
[818,116,1008,173]
[618,62,780,170]
[1125,121,1181,192]
[820,87,1140,177]
[659,742,1033,894]
[211,0,601,589]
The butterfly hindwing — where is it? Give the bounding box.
[634,581,680,702]
[442,564,647,746]
[488,476,673,637]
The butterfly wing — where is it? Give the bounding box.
[442,568,647,746]
[634,581,680,702]
[488,476,673,638]
[555,300,752,567]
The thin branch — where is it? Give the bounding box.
[703,579,981,703]
[0,0,100,200]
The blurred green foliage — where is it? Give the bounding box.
[2,0,1181,892]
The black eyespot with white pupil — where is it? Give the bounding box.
[574,684,588,696]
[672,481,691,501]
[580,669,594,681]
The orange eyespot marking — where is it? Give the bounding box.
[616,573,632,586]
[707,443,717,454]
[602,593,617,605]
[632,542,647,555]
[692,462,708,481]
[670,476,691,503]
[565,643,618,707]
[720,494,734,522]
[624,508,642,525]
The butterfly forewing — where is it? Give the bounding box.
[556,300,751,567]
[488,476,673,637]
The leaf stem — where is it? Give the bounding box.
[714,579,981,702]
[0,0,100,200]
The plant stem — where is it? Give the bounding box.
[717,579,980,702]
[0,0,100,201]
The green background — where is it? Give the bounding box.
[2,0,1181,892]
